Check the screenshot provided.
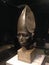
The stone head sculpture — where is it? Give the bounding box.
[17,5,36,49]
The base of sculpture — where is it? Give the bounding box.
[17,48,36,63]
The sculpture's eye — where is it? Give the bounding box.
[17,33,29,39]
[22,34,29,37]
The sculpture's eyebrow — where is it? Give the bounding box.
[17,33,29,36]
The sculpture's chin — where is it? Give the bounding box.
[21,43,31,50]
[21,43,26,47]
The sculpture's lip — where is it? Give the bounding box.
[20,43,27,46]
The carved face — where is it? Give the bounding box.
[17,32,29,46]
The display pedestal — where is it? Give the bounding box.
[6,49,45,65]
[18,48,36,63]
[6,55,45,65]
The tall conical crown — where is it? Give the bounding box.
[17,5,36,33]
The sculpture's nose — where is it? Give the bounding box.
[19,35,24,44]
[19,35,23,41]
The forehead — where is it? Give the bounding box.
[17,31,28,34]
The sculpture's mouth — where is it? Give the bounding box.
[20,43,26,46]
[19,39,27,46]
[19,40,26,45]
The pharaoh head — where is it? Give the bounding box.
[17,5,36,47]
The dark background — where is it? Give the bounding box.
[0,0,49,46]
[0,0,49,62]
